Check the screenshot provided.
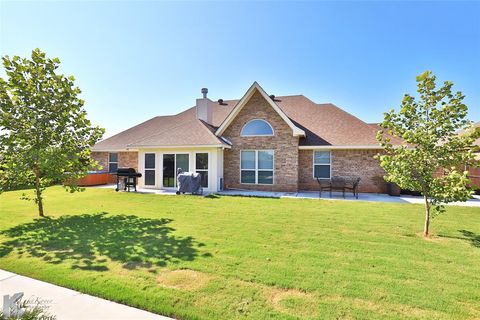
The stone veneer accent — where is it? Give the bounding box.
[223,90,299,192]
[91,151,138,172]
[298,149,387,193]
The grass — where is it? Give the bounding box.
[0,186,479,319]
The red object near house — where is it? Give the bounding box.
[468,165,480,189]
[75,172,112,186]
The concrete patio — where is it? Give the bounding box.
[93,184,480,207]
[217,189,480,207]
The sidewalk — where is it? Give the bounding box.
[0,269,173,320]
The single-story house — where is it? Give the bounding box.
[92,82,396,193]
[458,121,480,188]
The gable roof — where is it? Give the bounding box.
[215,82,305,137]
[93,82,395,151]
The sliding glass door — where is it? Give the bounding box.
[176,154,189,174]
[162,153,189,188]
[163,154,175,187]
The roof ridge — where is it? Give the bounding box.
[197,119,226,144]
[275,94,305,98]
[215,94,309,103]
[216,82,305,137]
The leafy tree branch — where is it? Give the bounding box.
[0,49,104,217]
[377,71,480,236]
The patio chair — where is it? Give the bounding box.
[345,177,361,199]
[317,178,331,198]
[330,176,346,198]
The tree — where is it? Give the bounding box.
[377,71,480,236]
[0,49,104,217]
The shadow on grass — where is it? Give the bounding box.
[459,230,480,248]
[204,194,221,199]
[438,229,480,248]
[0,212,210,271]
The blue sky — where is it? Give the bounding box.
[1,1,479,138]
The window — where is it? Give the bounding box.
[144,153,156,186]
[241,119,274,136]
[195,153,209,188]
[313,151,331,179]
[108,153,118,173]
[241,150,274,184]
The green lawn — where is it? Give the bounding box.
[0,186,479,319]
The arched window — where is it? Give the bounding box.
[241,119,274,136]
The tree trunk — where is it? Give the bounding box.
[423,194,430,237]
[34,168,44,217]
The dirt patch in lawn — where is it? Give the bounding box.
[156,269,212,291]
[265,287,317,318]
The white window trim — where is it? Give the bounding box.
[215,82,305,137]
[195,152,209,188]
[313,150,331,179]
[240,150,274,185]
[108,152,118,172]
[240,119,275,137]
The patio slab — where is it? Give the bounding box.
[93,184,180,195]
[90,184,480,207]
[217,189,480,207]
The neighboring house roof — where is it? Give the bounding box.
[93,82,392,151]
[473,121,480,147]
[458,121,480,149]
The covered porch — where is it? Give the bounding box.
[136,147,225,193]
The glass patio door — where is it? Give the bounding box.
[163,154,189,188]
[163,154,175,187]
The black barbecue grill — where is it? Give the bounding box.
[113,168,142,192]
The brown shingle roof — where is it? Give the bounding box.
[274,96,383,146]
[92,107,227,151]
[93,93,390,151]
[458,121,480,147]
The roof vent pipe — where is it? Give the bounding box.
[269,94,275,100]
[201,88,208,99]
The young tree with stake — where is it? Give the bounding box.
[0,49,104,217]
[377,71,479,236]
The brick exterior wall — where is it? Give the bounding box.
[298,149,387,193]
[91,151,138,171]
[92,152,108,171]
[223,91,299,192]
[118,152,139,171]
